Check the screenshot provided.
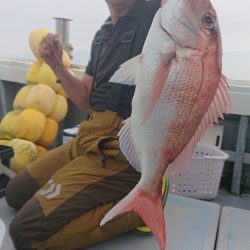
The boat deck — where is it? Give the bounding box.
[214,189,250,210]
[1,188,250,250]
[1,159,250,250]
[1,194,220,250]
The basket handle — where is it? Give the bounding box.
[192,155,228,160]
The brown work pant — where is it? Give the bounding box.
[5,110,143,250]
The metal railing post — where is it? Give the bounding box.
[53,17,74,59]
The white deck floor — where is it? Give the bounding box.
[1,195,221,250]
[1,163,250,250]
[1,192,250,250]
[216,206,250,250]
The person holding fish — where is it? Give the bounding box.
[6,0,230,249]
[5,0,163,249]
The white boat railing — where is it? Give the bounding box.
[0,58,250,195]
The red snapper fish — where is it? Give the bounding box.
[101,0,230,249]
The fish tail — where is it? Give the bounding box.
[100,185,166,250]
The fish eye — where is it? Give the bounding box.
[202,14,215,29]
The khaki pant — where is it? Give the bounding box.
[5,110,143,250]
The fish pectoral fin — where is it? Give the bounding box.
[109,54,143,86]
[100,185,166,250]
[118,118,141,172]
[159,43,176,65]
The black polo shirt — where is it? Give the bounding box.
[85,0,160,119]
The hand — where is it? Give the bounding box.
[39,33,63,73]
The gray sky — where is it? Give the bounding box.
[0,0,108,54]
[0,0,250,80]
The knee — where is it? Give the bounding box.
[5,176,21,210]
[5,169,36,210]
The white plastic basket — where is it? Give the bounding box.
[169,144,229,200]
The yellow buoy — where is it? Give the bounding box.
[36,144,48,157]
[25,84,56,116]
[37,117,58,148]
[29,28,49,62]
[9,138,38,173]
[13,85,33,111]
[14,108,46,142]
[26,60,42,84]
[0,140,10,146]
[48,94,68,122]
[0,110,21,140]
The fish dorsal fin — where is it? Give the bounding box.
[118,118,141,172]
[109,54,143,86]
[165,74,230,176]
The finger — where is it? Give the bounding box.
[47,33,58,39]
[39,42,52,54]
[39,38,47,48]
[40,38,53,50]
[39,47,52,57]
[41,39,57,52]
[41,33,58,44]
[43,34,61,49]
[46,33,61,44]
